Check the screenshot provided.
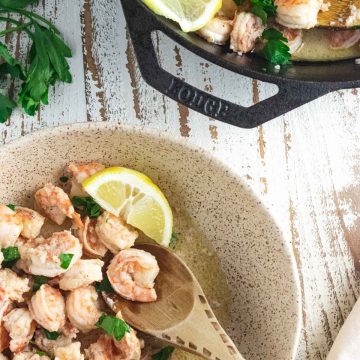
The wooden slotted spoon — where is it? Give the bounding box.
[103,243,244,360]
[317,0,360,28]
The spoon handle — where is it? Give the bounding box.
[156,291,245,360]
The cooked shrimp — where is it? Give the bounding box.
[0,322,10,352]
[275,0,323,29]
[275,25,303,54]
[107,249,159,302]
[197,16,233,45]
[34,329,74,357]
[67,163,105,198]
[54,341,84,360]
[13,352,50,360]
[0,269,30,302]
[230,12,265,54]
[59,259,103,291]
[17,231,82,277]
[113,329,141,360]
[85,332,141,360]
[15,207,45,239]
[0,204,23,248]
[34,184,82,227]
[29,284,66,332]
[65,286,102,333]
[219,0,240,18]
[78,217,107,258]
[3,307,36,353]
[328,30,360,49]
[96,212,138,254]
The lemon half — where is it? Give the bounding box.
[82,167,173,247]
[143,0,222,32]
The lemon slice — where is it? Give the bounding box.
[143,0,222,32]
[82,167,173,247]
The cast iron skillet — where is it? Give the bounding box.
[120,0,360,128]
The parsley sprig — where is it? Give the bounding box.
[0,0,72,123]
[261,28,291,65]
[232,0,277,24]
[72,196,102,218]
[96,314,131,341]
[1,246,20,267]
[152,346,175,360]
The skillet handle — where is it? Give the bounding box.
[120,0,332,129]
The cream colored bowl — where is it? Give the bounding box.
[0,123,301,360]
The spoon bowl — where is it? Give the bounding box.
[103,243,245,360]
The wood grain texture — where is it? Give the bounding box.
[1,1,360,359]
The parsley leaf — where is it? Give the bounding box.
[0,42,26,80]
[249,0,277,24]
[169,232,178,250]
[1,246,20,267]
[96,314,131,341]
[32,275,49,291]
[0,93,16,123]
[152,346,175,360]
[43,329,60,340]
[6,204,15,211]
[59,253,74,269]
[72,196,101,219]
[95,274,115,293]
[59,176,69,183]
[36,351,48,356]
[261,28,291,65]
[0,0,38,8]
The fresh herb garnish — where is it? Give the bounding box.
[6,204,16,211]
[250,0,277,24]
[95,274,114,293]
[233,0,244,5]
[96,314,131,341]
[32,275,49,291]
[72,196,101,218]
[1,246,20,267]
[261,28,291,65]
[169,232,178,250]
[0,1,72,123]
[43,329,60,340]
[59,176,69,183]
[36,351,47,356]
[152,346,175,360]
[59,253,74,269]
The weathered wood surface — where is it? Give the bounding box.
[1,1,360,359]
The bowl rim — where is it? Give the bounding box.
[1,121,302,359]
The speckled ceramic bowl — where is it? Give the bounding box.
[0,123,301,360]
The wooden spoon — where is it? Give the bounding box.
[103,243,245,360]
[317,0,360,28]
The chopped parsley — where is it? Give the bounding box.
[250,0,277,24]
[169,232,178,250]
[59,176,69,183]
[96,314,131,341]
[72,196,101,219]
[1,246,20,267]
[152,346,175,360]
[59,253,74,269]
[32,275,49,291]
[43,329,60,340]
[6,204,15,211]
[261,28,291,65]
[36,351,48,356]
[95,274,115,293]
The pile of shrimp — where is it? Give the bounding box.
[0,163,166,360]
[196,0,360,56]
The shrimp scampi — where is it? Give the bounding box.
[0,205,23,248]
[107,249,160,303]
[198,16,233,45]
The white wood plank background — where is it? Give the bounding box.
[2,1,360,359]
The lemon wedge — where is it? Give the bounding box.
[143,0,222,32]
[82,167,173,247]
